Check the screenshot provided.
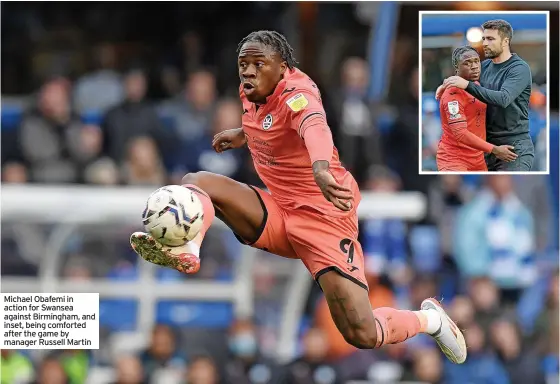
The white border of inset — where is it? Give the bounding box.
[418,10,550,175]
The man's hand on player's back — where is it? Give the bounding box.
[435,76,469,100]
[491,145,518,162]
[213,128,247,153]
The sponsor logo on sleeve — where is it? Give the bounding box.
[286,93,309,112]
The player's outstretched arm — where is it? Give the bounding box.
[300,113,352,211]
[212,128,247,153]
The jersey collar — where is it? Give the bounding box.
[259,68,297,105]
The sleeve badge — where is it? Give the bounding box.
[286,93,309,112]
[447,100,459,116]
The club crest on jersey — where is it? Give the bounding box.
[447,100,459,116]
[262,114,273,130]
[286,93,309,112]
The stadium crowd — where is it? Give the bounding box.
[2,3,559,384]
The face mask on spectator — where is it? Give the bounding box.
[229,332,257,357]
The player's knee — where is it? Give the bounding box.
[182,172,215,194]
[343,327,378,349]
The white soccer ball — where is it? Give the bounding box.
[142,185,204,246]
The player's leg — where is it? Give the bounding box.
[437,157,469,172]
[437,150,468,172]
[287,210,467,363]
[131,171,296,273]
[467,155,488,172]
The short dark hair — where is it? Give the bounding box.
[452,45,478,69]
[482,19,514,44]
[237,30,298,68]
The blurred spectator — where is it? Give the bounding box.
[532,270,560,380]
[121,137,167,186]
[444,322,510,384]
[1,162,28,184]
[102,69,173,169]
[468,277,503,333]
[33,357,69,384]
[19,78,84,183]
[402,347,444,384]
[140,324,186,382]
[84,158,120,185]
[1,350,34,384]
[186,355,220,384]
[454,176,537,299]
[428,175,474,257]
[513,175,554,253]
[175,98,244,181]
[112,355,145,384]
[490,318,546,384]
[279,327,340,384]
[48,350,90,384]
[361,166,410,286]
[330,57,382,184]
[73,43,125,114]
[385,67,434,194]
[159,69,217,171]
[448,295,475,330]
[222,318,278,384]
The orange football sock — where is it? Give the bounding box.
[183,184,215,256]
[372,307,422,348]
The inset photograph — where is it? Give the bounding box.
[420,11,549,173]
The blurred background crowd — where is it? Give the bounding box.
[421,13,549,171]
[1,2,559,384]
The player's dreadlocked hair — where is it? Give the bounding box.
[237,30,298,68]
[451,45,478,70]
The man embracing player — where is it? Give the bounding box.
[437,19,534,172]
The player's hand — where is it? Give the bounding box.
[314,170,353,211]
[212,128,246,153]
[444,76,469,90]
[491,145,518,162]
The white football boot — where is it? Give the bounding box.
[130,232,200,274]
[421,297,467,364]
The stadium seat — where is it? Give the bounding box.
[156,301,233,328]
[1,105,23,131]
[99,299,138,331]
[409,225,441,273]
[80,110,103,125]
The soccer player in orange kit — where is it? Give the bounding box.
[130,31,466,363]
[437,46,517,171]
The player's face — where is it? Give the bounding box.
[457,51,481,81]
[482,29,507,59]
[238,42,287,103]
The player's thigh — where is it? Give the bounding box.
[437,162,468,172]
[182,172,295,257]
[437,153,468,172]
[182,171,266,243]
[286,208,368,289]
[467,156,488,171]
